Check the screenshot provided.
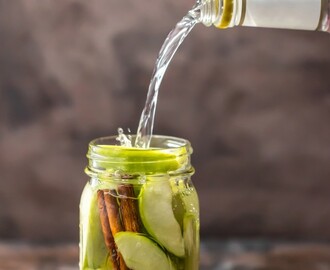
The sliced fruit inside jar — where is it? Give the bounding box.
[114,232,173,270]
[80,183,109,269]
[91,145,187,174]
[183,214,199,270]
[171,179,199,229]
[139,179,185,257]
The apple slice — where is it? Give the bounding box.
[80,184,109,269]
[139,180,185,257]
[114,232,173,270]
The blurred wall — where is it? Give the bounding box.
[1,0,330,242]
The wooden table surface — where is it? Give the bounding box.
[1,240,330,270]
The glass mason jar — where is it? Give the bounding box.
[80,135,199,270]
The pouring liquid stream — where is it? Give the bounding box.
[119,0,330,148]
[134,4,202,148]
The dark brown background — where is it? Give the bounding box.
[0,0,330,243]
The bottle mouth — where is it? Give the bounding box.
[86,135,193,177]
[199,0,221,27]
[199,0,235,28]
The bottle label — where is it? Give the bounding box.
[239,0,323,30]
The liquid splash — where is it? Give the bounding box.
[116,128,133,147]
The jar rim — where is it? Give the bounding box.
[89,135,192,152]
[86,135,193,177]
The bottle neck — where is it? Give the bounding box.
[200,0,236,28]
[200,0,330,32]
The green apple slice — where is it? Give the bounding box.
[183,214,199,270]
[89,145,187,174]
[80,184,109,269]
[114,232,173,270]
[139,180,185,257]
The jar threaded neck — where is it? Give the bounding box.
[85,135,193,177]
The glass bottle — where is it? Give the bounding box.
[199,0,330,32]
[80,135,199,270]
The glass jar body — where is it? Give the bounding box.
[79,135,200,270]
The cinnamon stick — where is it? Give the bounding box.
[97,190,120,270]
[118,184,141,232]
[104,189,129,270]
[104,189,124,234]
